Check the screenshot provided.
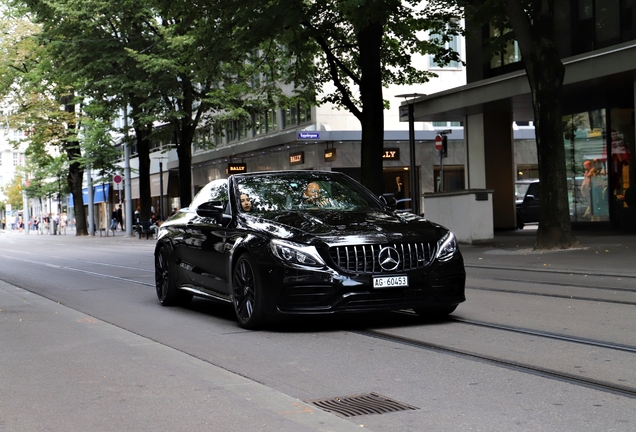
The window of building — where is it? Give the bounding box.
[13,152,20,166]
[228,120,239,142]
[267,109,278,132]
[489,25,521,69]
[563,109,611,223]
[254,109,278,136]
[227,119,250,142]
[283,103,312,129]
[432,121,462,127]
[429,25,462,69]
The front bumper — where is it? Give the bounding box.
[259,254,466,316]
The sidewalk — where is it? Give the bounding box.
[459,226,636,278]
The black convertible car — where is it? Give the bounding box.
[154,171,465,329]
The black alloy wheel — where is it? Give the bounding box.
[232,253,266,329]
[155,247,191,306]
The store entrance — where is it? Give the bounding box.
[383,167,413,211]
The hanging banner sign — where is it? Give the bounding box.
[382,148,400,160]
[289,151,305,165]
[228,163,247,173]
[324,148,337,162]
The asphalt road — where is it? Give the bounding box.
[1,228,635,431]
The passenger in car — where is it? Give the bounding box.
[240,193,252,212]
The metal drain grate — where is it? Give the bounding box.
[304,392,419,418]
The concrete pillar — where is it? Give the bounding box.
[464,106,516,229]
[465,113,486,189]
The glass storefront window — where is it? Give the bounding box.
[610,108,634,216]
[563,110,610,222]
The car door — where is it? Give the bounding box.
[178,182,233,296]
[185,212,233,295]
[524,182,541,222]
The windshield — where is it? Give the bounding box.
[234,172,379,214]
[515,183,530,200]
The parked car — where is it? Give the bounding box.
[515,179,540,229]
[154,170,466,329]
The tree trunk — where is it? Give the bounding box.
[358,20,385,196]
[506,0,579,250]
[177,126,193,209]
[134,123,153,222]
[67,160,87,236]
[61,93,88,236]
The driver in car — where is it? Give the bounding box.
[302,182,329,207]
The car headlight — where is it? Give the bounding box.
[436,231,458,262]
[269,239,326,267]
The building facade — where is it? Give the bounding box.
[404,1,635,231]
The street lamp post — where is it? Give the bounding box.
[152,155,168,221]
[396,93,425,215]
[159,160,164,221]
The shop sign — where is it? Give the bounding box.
[289,151,305,165]
[382,148,400,160]
[324,148,337,162]
[228,163,247,173]
[298,132,320,139]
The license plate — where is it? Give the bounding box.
[373,275,408,288]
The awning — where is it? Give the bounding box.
[68,184,110,207]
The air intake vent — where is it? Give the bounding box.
[305,392,419,418]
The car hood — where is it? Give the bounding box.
[241,210,445,246]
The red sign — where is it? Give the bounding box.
[435,135,443,152]
[113,174,123,184]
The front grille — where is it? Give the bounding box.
[329,242,435,274]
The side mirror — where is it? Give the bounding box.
[523,195,536,203]
[380,194,397,209]
[196,200,225,218]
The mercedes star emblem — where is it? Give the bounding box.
[378,247,400,271]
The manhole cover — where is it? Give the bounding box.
[305,392,419,418]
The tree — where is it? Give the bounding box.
[462,0,579,250]
[0,3,90,234]
[224,0,463,194]
[16,0,282,214]
[2,175,24,209]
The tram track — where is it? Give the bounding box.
[466,285,636,306]
[465,263,636,280]
[356,326,636,400]
[470,275,636,294]
[5,246,635,402]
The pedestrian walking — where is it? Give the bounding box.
[116,205,123,230]
[110,208,118,233]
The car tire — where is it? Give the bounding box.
[155,247,192,306]
[413,305,457,319]
[516,213,525,230]
[232,253,267,329]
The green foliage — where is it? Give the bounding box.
[3,0,464,200]
[1,175,24,209]
[225,0,463,116]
